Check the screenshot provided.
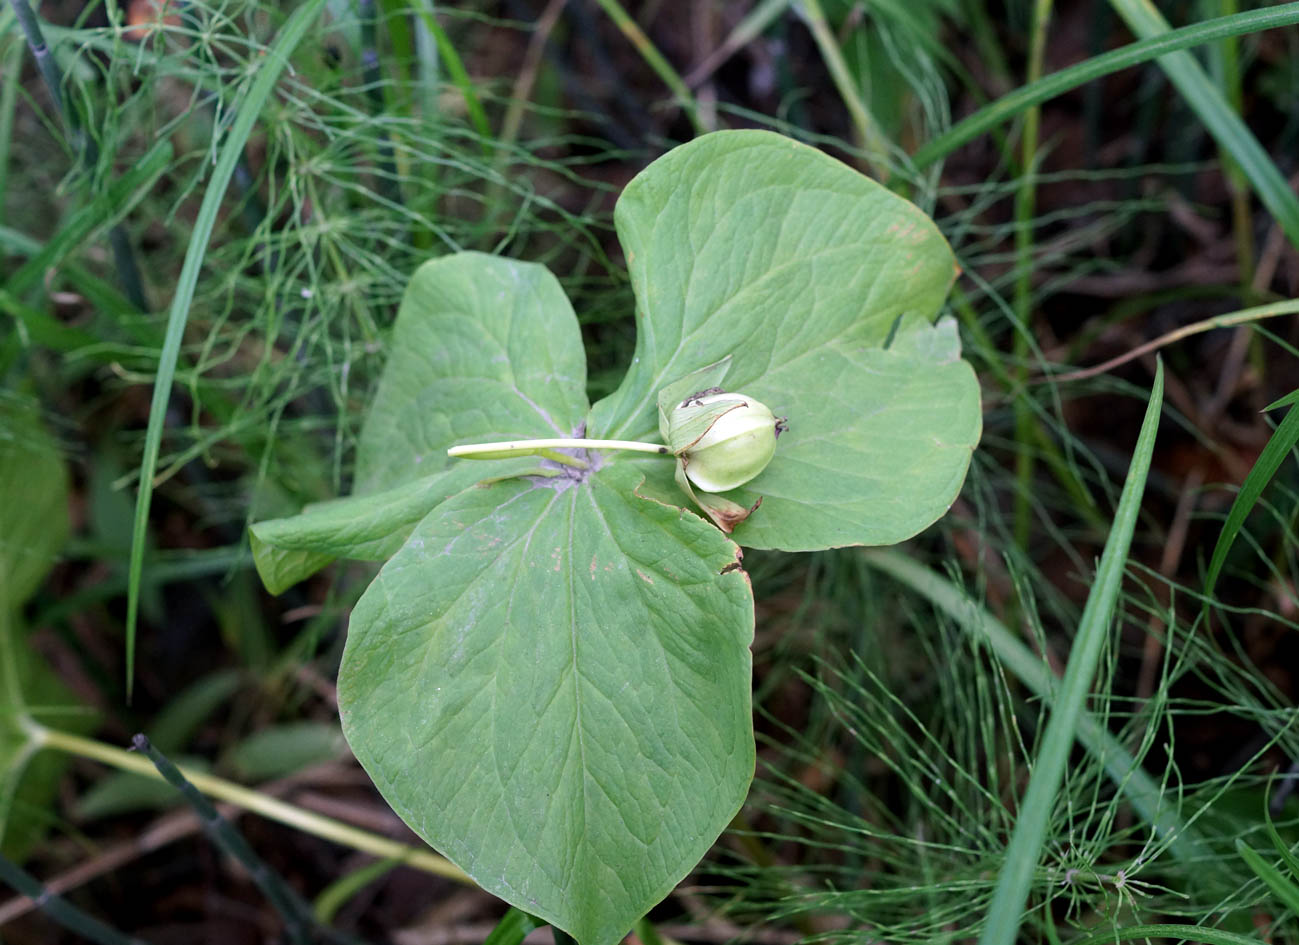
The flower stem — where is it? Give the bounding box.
[29,724,472,885]
[447,438,671,460]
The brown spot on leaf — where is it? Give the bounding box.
[703,495,762,533]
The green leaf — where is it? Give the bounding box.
[255,132,978,941]
[727,316,979,549]
[246,540,336,598]
[226,722,347,781]
[250,252,590,589]
[250,475,463,594]
[338,463,755,945]
[655,356,731,443]
[356,251,589,494]
[591,130,979,550]
[0,396,69,603]
[0,397,96,859]
[75,758,211,822]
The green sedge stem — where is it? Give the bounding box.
[447,438,671,459]
[28,724,472,886]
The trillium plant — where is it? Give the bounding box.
[251,130,982,943]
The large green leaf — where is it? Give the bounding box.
[0,396,69,604]
[329,249,756,942]
[629,315,981,549]
[250,474,459,593]
[339,463,754,945]
[0,396,94,859]
[356,251,589,493]
[590,130,980,550]
[254,130,979,943]
[249,252,589,589]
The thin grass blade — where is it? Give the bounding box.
[1072,925,1278,945]
[5,137,172,298]
[311,857,400,924]
[411,4,493,151]
[912,2,1299,169]
[131,735,328,945]
[1235,837,1299,913]
[1202,394,1299,616]
[482,908,545,945]
[796,0,890,179]
[976,359,1164,945]
[1105,0,1299,250]
[1265,785,1299,876]
[124,0,328,700]
[589,0,704,134]
[0,38,22,205]
[684,0,790,88]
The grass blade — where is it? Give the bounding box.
[977,360,1164,945]
[8,0,70,131]
[588,0,704,134]
[124,0,328,701]
[1071,925,1276,945]
[482,908,545,945]
[9,0,149,309]
[1235,837,1299,913]
[1202,394,1299,615]
[1105,0,1299,251]
[1265,784,1299,876]
[1048,299,1299,383]
[911,2,1299,170]
[5,137,172,298]
[796,0,891,179]
[0,37,21,206]
[312,857,400,924]
[411,4,493,152]
[32,726,468,882]
[683,0,790,88]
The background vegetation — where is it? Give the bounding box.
[2,0,1299,942]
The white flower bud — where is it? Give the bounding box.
[669,392,779,493]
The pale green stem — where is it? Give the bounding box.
[1217,0,1255,291]
[797,0,892,181]
[588,0,706,134]
[448,438,671,460]
[28,724,472,885]
[1045,298,1299,383]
